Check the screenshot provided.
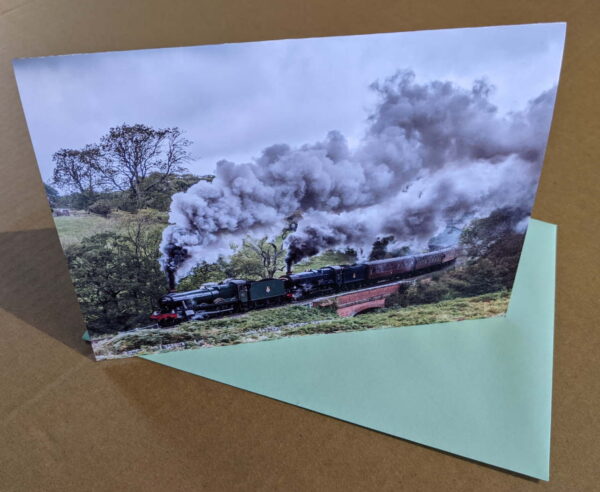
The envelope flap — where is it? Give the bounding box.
[143,219,556,479]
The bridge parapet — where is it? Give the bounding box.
[311,283,402,317]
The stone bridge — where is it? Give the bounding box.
[309,283,402,317]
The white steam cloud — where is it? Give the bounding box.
[161,70,557,278]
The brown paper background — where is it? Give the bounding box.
[1,1,598,490]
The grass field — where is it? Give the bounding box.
[92,290,510,359]
[54,214,120,248]
[54,210,168,248]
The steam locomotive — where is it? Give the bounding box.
[150,247,460,327]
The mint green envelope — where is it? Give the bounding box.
[142,218,556,480]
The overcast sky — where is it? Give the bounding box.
[13,23,565,185]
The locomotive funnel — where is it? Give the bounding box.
[167,269,176,292]
[164,244,188,292]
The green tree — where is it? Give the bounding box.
[138,172,205,211]
[390,208,527,307]
[88,199,113,217]
[460,207,525,259]
[97,124,191,209]
[44,183,59,209]
[65,211,168,333]
[52,145,103,208]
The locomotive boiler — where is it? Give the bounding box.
[151,277,289,326]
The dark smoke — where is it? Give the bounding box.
[163,244,188,290]
[161,70,557,279]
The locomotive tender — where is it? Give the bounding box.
[151,247,459,327]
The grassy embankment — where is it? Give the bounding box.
[94,290,510,359]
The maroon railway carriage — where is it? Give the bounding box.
[364,247,460,281]
[442,247,460,264]
[413,250,447,271]
[364,255,416,280]
[413,247,460,271]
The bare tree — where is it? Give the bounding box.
[241,237,286,279]
[97,124,191,208]
[240,219,299,278]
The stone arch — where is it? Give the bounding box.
[337,298,386,317]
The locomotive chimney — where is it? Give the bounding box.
[167,269,176,292]
[164,244,188,292]
[285,259,293,276]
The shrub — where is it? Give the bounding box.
[88,199,113,217]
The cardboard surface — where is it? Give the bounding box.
[0,1,598,490]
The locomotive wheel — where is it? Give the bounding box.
[213,297,225,304]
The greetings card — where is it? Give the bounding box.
[13,23,565,360]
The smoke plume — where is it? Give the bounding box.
[160,70,557,279]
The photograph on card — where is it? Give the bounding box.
[13,23,565,359]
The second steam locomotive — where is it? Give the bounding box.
[151,247,459,327]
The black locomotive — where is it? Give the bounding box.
[151,247,459,327]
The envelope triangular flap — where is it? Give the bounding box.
[143,219,556,480]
